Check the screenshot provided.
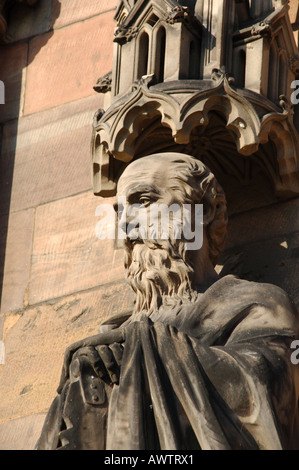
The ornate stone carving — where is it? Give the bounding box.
[91,66,299,202]
[250,21,273,38]
[164,5,191,24]
[94,72,112,94]
[90,0,299,208]
[114,24,139,44]
[288,54,299,74]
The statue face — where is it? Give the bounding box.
[116,153,201,246]
[116,155,180,238]
[116,154,196,313]
[115,153,227,313]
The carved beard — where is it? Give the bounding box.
[124,237,198,315]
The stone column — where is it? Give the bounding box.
[201,0,235,78]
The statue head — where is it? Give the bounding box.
[116,152,228,314]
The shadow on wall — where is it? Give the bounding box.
[0,0,61,311]
[219,234,299,306]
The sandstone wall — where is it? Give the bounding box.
[0,0,134,450]
[0,0,298,450]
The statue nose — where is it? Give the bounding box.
[118,211,137,234]
[118,210,128,235]
[118,209,144,240]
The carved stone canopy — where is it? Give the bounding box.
[91,0,299,215]
[92,70,298,213]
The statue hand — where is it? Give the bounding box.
[71,342,124,386]
[95,342,124,385]
[57,328,125,393]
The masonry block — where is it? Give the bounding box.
[225,198,299,251]
[0,94,103,216]
[29,191,125,305]
[0,281,134,428]
[219,231,299,305]
[24,11,115,115]
[0,413,46,450]
[0,43,27,123]
[289,0,299,24]
[0,209,35,314]
[52,0,118,30]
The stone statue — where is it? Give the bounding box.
[36,153,299,450]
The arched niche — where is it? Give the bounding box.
[189,38,201,79]
[154,26,166,83]
[111,110,281,215]
[278,50,288,97]
[137,31,150,79]
[268,39,279,102]
[233,48,246,88]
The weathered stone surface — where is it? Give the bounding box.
[0,413,46,450]
[218,199,299,305]
[225,199,299,251]
[289,0,298,24]
[52,0,118,30]
[0,43,27,123]
[24,11,115,115]
[0,120,16,220]
[289,0,299,45]
[0,94,103,216]
[219,230,299,305]
[0,281,134,425]
[0,209,35,314]
[29,191,125,305]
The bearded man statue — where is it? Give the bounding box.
[36,153,299,450]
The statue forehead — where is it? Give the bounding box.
[117,153,196,195]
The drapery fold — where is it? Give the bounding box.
[36,276,299,450]
[106,318,259,450]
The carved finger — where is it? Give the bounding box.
[57,329,126,393]
[96,345,120,384]
[91,354,110,382]
[73,346,96,358]
[109,342,124,367]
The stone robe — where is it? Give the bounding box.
[36,275,299,450]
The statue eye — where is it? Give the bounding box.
[114,203,124,215]
[139,196,151,205]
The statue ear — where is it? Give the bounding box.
[202,202,215,226]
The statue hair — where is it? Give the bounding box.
[163,154,228,265]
